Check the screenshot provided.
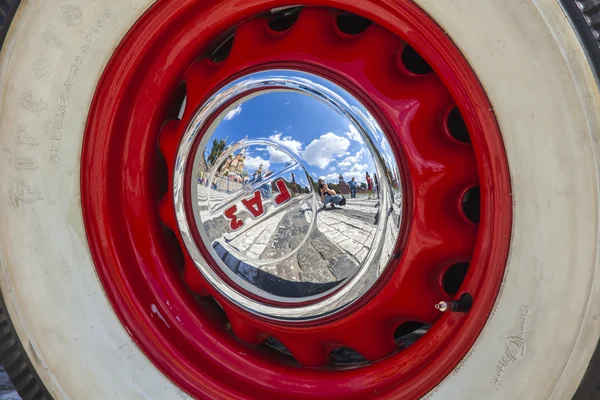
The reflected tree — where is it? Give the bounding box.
[207,138,227,167]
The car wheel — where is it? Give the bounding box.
[0,0,599,399]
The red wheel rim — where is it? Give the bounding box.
[81,1,512,399]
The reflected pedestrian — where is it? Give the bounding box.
[348,177,357,198]
[366,172,373,200]
[318,178,344,209]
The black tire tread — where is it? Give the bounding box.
[0,0,19,48]
[0,298,51,400]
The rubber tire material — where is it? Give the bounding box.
[0,295,51,400]
[0,0,19,48]
[562,2,600,398]
[0,4,53,400]
[0,0,600,399]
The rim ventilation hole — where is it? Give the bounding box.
[196,297,230,328]
[177,96,187,120]
[329,347,368,366]
[155,152,169,196]
[402,45,433,75]
[165,82,187,121]
[447,107,471,143]
[262,337,298,363]
[336,12,372,35]
[210,35,234,63]
[443,262,470,296]
[462,186,480,223]
[394,322,430,348]
[268,7,301,31]
[163,229,186,271]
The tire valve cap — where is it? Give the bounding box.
[435,293,473,313]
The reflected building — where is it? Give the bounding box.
[338,174,350,195]
[219,147,248,183]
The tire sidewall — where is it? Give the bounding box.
[0,1,598,399]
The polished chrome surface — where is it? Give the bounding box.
[174,69,403,321]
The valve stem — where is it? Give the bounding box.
[435,293,473,313]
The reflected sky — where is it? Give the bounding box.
[202,91,377,185]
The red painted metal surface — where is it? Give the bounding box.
[81,1,512,399]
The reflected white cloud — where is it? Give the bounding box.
[321,161,369,183]
[245,155,270,171]
[224,104,242,120]
[302,132,350,169]
[320,172,340,181]
[341,163,369,181]
[339,148,366,167]
[342,171,366,182]
[344,124,364,143]
[269,132,303,154]
[264,132,304,164]
[351,163,368,172]
[266,148,291,164]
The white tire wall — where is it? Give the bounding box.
[0,1,598,399]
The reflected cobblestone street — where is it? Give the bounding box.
[203,190,400,298]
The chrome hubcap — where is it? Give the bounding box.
[175,69,403,321]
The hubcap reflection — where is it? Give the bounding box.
[174,69,403,321]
